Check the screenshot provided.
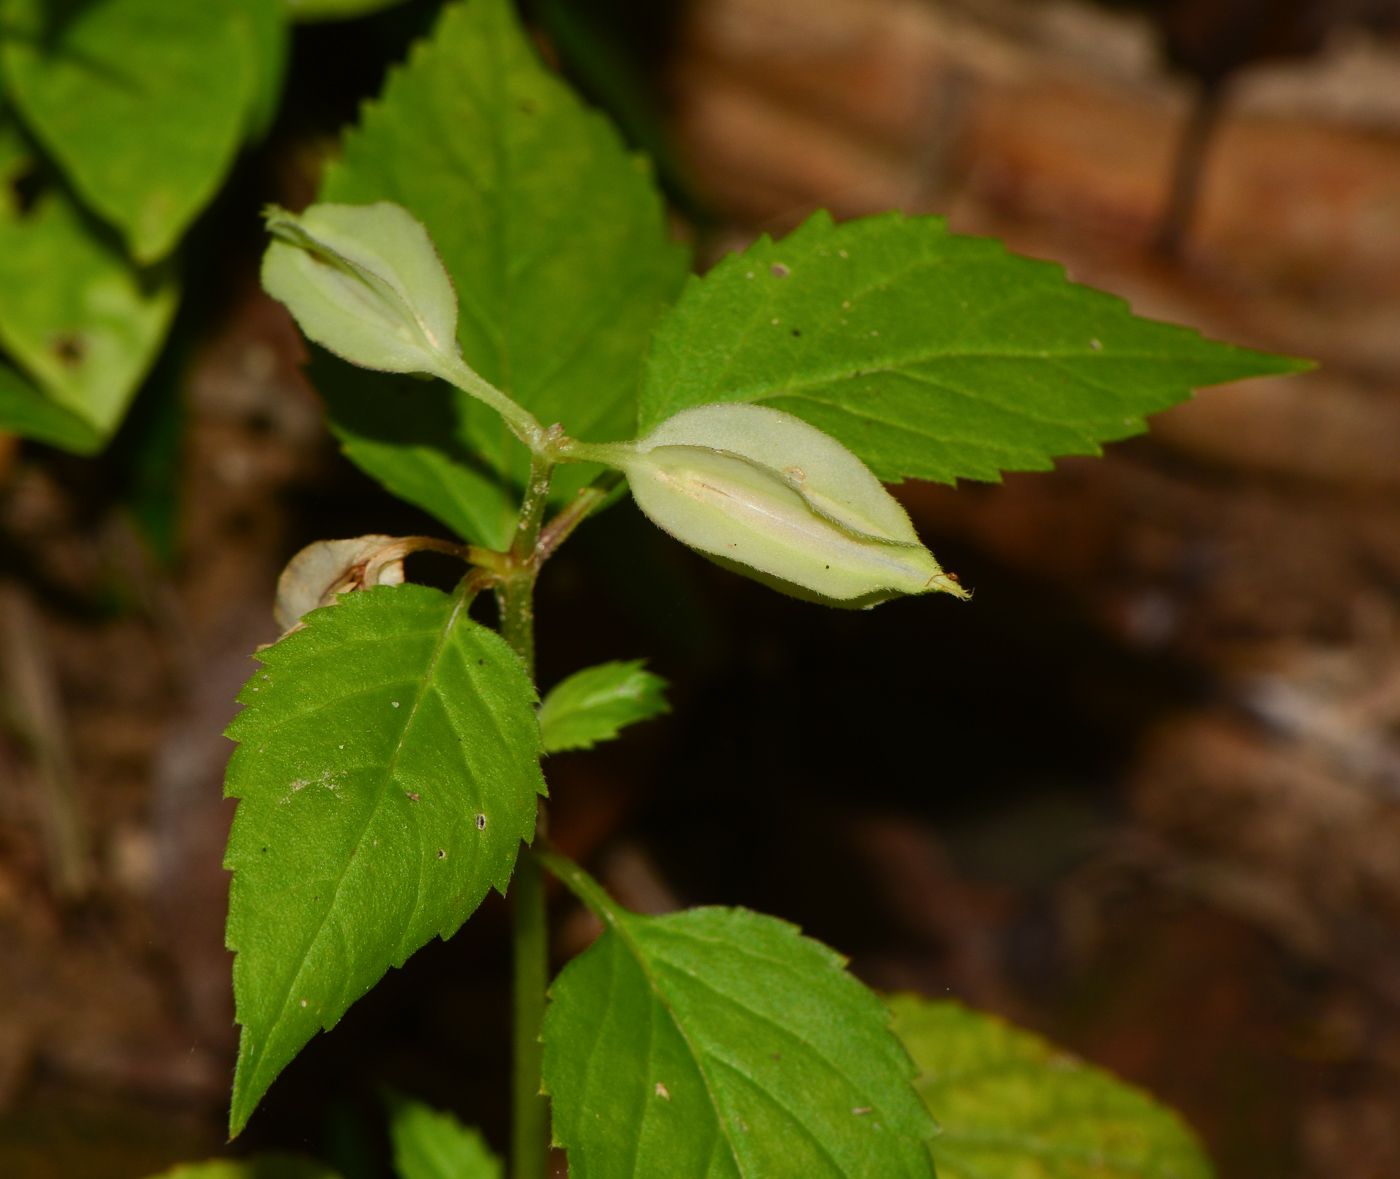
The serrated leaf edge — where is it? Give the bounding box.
[540,852,933,1176]
[225,583,543,1135]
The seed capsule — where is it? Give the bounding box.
[273,535,406,634]
[619,403,967,607]
[261,202,460,377]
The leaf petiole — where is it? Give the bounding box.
[533,469,625,569]
[432,353,550,456]
[534,843,619,926]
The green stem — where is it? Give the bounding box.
[511,848,549,1179]
[498,452,553,1179]
[536,843,619,927]
[552,436,637,468]
[436,356,548,454]
[496,454,553,676]
[533,470,624,570]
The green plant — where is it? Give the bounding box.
[0,0,414,454]
[88,0,1301,1174]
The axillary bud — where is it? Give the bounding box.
[618,403,967,607]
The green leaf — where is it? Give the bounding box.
[309,351,517,551]
[538,660,669,753]
[0,361,102,453]
[0,0,260,261]
[314,0,689,529]
[532,0,697,218]
[0,123,178,435]
[540,853,936,1179]
[144,1157,340,1179]
[283,0,413,22]
[638,210,1306,483]
[890,994,1215,1179]
[386,1091,504,1179]
[244,0,290,142]
[110,353,186,563]
[224,583,546,1136]
[0,99,24,179]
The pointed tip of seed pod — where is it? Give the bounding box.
[929,571,971,600]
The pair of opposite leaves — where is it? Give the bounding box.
[263,201,969,607]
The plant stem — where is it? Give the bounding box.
[535,842,617,927]
[499,452,553,1179]
[511,847,549,1179]
[437,356,548,454]
[497,454,553,675]
[534,470,625,569]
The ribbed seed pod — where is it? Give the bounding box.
[619,403,967,607]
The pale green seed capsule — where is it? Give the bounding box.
[618,403,967,607]
[261,201,546,446]
[261,202,462,378]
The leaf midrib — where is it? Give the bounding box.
[253,587,469,1073]
[606,914,920,1179]
[662,966,899,1179]
[681,244,1087,400]
[775,390,1079,457]
[598,912,747,1177]
[683,345,1233,417]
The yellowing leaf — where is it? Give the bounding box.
[891,994,1215,1179]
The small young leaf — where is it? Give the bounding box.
[263,202,463,379]
[0,362,103,454]
[386,1091,504,1179]
[0,169,178,436]
[890,994,1215,1179]
[143,1157,340,1179]
[0,0,261,262]
[639,211,1306,483]
[314,0,689,513]
[617,403,964,606]
[224,584,546,1137]
[538,660,669,753]
[540,855,936,1179]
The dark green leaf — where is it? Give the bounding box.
[313,0,689,532]
[309,350,517,551]
[538,660,669,753]
[224,584,546,1136]
[109,346,186,564]
[532,0,697,218]
[0,361,102,453]
[0,0,260,261]
[0,125,178,434]
[0,99,24,178]
[639,211,1306,483]
[540,854,936,1179]
[244,0,290,142]
[387,1091,503,1179]
[284,0,414,21]
[144,1157,340,1179]
[890,994,1214,1179]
